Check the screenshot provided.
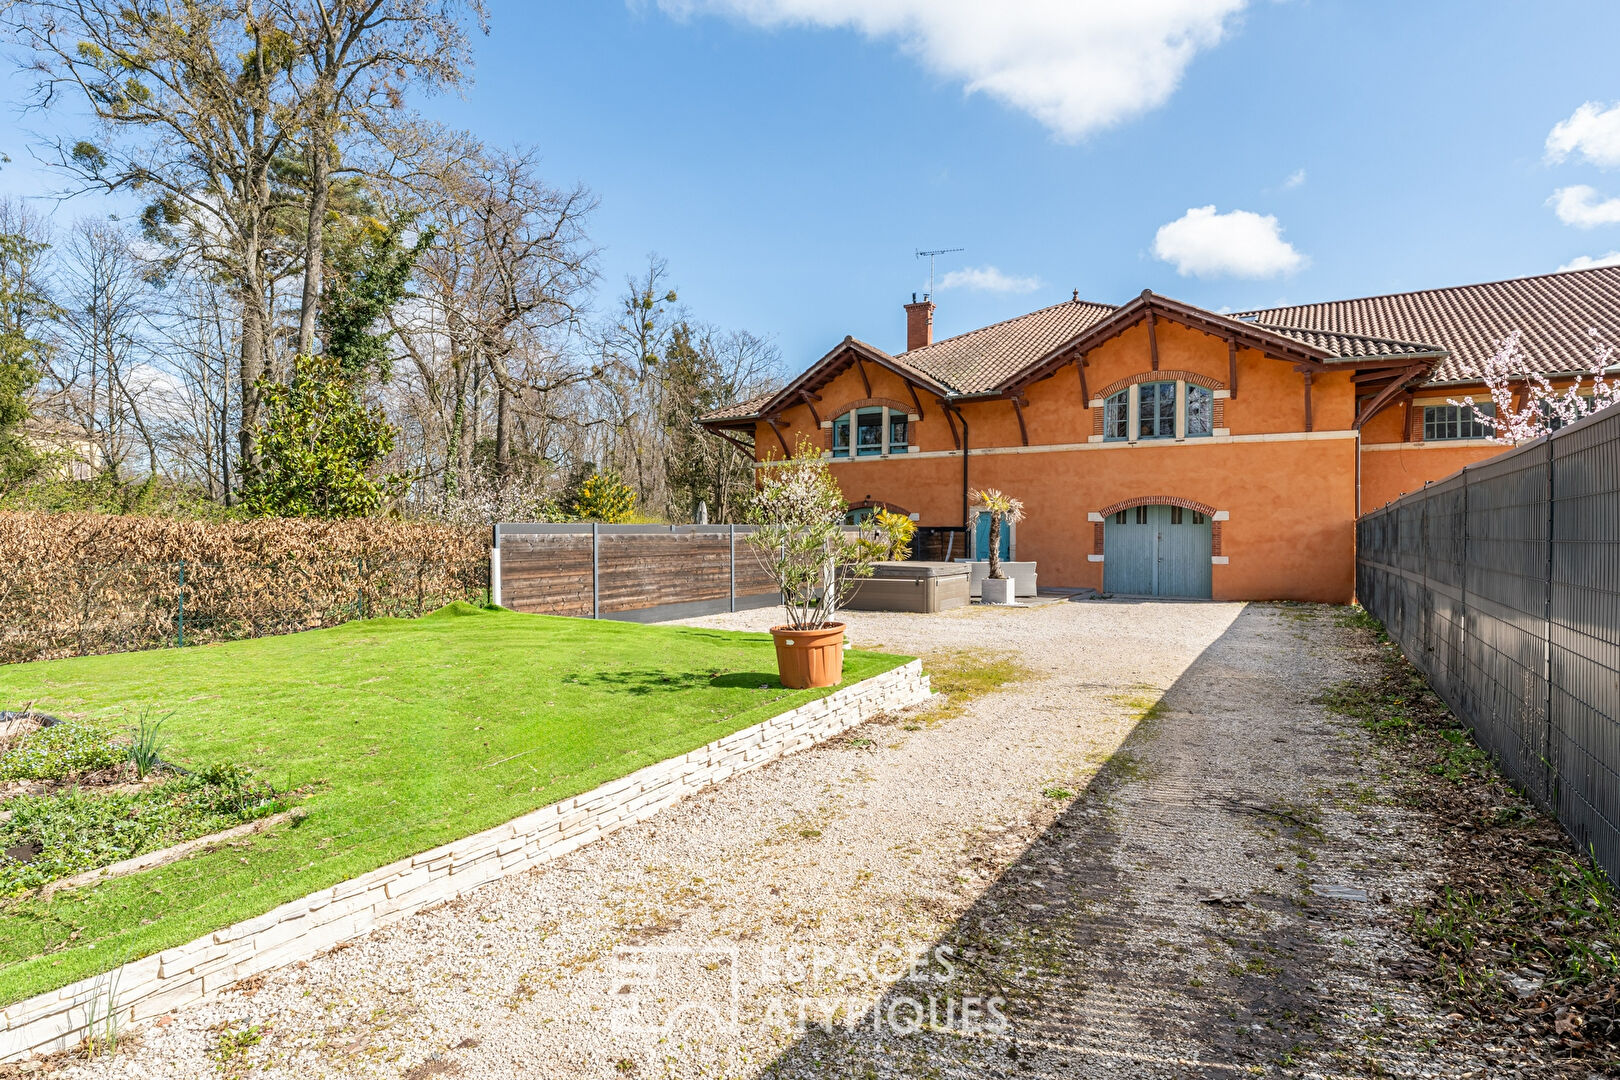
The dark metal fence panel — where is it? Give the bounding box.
[1358,408,1620,881]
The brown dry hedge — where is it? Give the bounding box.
[0,512,489,664]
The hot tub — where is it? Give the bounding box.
[843,561,971,613]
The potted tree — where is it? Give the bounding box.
[970,488,1026,605]
[745,442,875,688]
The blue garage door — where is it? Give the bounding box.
[1103,505,1212,598]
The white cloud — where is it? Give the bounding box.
[1546,101,1620,169]
[1281,168,1306,189]
[653,0,1248,141]
[1559,251,1620,272]
[1151,205,1306,279]
[1549,185,1620,228]
[938,265,1041,293]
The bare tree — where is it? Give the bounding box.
[271,0,486,358]
[390,142,596,498]
[43,219,160,477]
[6,0,304,473]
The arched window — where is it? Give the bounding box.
[829,405,912,458]
[1186,384,1214,437]
[1103,390,1129,441]
[1138,381,1176,439]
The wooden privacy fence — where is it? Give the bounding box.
[493,524,781,622]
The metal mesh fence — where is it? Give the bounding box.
[1357,406,1620,880]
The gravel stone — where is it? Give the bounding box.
[38,601,1538,1078]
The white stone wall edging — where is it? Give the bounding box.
[0,660,931,1062]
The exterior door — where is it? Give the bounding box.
[1104,505,1212,598]
[973,515,1013,561]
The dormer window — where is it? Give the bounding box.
[1101,379,1220,442]
[1103,391,1129,441]
[1138,382,1176,439]
[830,405,913,458]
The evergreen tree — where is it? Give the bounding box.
[239,354,406,518]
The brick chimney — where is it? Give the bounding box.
[904,293,935,352]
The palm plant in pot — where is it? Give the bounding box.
[745,441,875,688]
[970,488,1026,605]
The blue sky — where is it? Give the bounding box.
[6,1,1620,367]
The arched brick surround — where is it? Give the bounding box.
[1094,370,1225,400]
[1093,496,1225,557]
[846,498,911,516]
[824,397,913,418]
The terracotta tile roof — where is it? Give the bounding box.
[701,391,775,422]
[1237,265,1620,384]
[701,266,1620,424]
[898,299,1119,393]
[1252,325,1446,361]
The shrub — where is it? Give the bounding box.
[569,471,638,523]
[744,440,872,629]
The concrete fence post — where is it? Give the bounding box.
[489,524,502,609]
[592,523,600,619]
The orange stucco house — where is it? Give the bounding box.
[701,266,1620,603]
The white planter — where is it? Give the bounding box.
[980,577,1017,605]
[957,560,1038,598]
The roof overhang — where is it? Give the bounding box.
[1003,291,1338,393]
[758,336,951,420]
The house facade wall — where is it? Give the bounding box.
[754,318,1368,602]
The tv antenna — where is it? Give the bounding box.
[915,247,964,299]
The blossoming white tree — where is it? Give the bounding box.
[1451,330,1619,443]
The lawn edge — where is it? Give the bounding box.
[0,659,932,1063]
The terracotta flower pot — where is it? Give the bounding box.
[770,623,847,689]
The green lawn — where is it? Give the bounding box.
[0,604,909,1006]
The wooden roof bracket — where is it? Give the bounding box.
[1227,340,1238,399]
[713,428,756,456]
[798,391,822,426]
[936,396,960,449]
[907,381,925,420]
[1303,371,1314,432]
[1076,352,1090,402]
[1010,394,1030,446]
[1147,311,1161,370]
[855,356,872,395]
[765,417,792,457]
[1354,365,1431,429]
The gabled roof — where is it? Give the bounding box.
[897,298,1118,393]
[699,265,1620,426]
[1236,265,1620,384]
[699,336,950,428]
[1003,291,1445,394]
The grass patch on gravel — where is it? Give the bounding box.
[902,649,1031,729]
[1324,606,1620,1065]
[0,604,909,1007]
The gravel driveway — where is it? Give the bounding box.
[42,600,1504,1078]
